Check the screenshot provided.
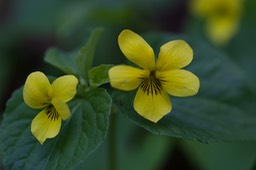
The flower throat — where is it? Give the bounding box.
[45,105,59,121]
[140,71,163,96]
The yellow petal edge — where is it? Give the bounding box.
[31,109,61,144]
[118,29,155,70]
[134,88,172,123]
[109,65,149,91]
[23,71,51,109]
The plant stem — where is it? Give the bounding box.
[108,111,117,170]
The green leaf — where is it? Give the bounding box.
[88,64,113,88]
[0,87,111,169]
[112,32,256,143]
[44,48,78,75]
[76,28,103,80]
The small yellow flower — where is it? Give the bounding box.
[190,0,243,45]
[23,71,78,144]
[109,29,200,123]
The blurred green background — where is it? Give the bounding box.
[1,0,256,169]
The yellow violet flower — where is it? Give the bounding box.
[109,29,200,123]
[190,0,243,45]
[23,71,78,144]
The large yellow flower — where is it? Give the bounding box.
[23,71,78,144]
[109,29,200,123]
[190,0,243,45]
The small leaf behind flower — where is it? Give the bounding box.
[0,87,111,169]
[44,49,78,75]
[89,64,113,88]
[76,28,104,80]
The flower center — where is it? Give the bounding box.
[140,71,163,95]
[45,105,59,121]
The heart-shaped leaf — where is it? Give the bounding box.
[0,87,111,169]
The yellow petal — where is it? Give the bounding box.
[134,88,171,123]
[190,0,242,46]
[109,65,149,91]
[156,40,193,71]
[51,98,71,120]
[190,0,215,17]
[206,17,238,45]
[23,71,51,108]
[49,75,78,102]
[190,0,242,17]
[157,69,200,97]
[118,29,155,70]
[31,109,61,144]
